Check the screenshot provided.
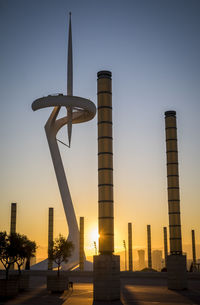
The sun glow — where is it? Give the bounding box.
[90,228,100,244]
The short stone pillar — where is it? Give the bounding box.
[167,255,187,289]
[93,254,120,301]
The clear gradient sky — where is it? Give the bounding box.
[0,0,200,260]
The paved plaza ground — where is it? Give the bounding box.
[0,275,200,305]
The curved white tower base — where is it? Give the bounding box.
[45,105,79,268]
[31,96,96,270]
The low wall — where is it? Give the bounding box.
[0,270,199,280]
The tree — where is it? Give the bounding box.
[13,234,36,274]
[0,232,17,279]
[0,232,36,278]
[48,234,74,277]
[24,239,36,270]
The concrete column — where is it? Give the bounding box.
[163,227,168,268]
[192,229,196,266]
[165,111,182,254]
[97,70,114,254]
[165,110,187,289]
[48,207,54,270]
[94,71,120,301]
[128,223,133,271]
[147,225,152,269]
[79,217,84,271]
[10,203,17,234]
[10,202,17,270]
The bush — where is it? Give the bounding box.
[48,234,74,276]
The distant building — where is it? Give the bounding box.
[138,250,145,270]
[152,250,162,271]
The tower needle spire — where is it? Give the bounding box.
[67,12,73,96]
[67,12,73,146]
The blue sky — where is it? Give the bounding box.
[0,0,200,259]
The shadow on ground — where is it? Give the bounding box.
[93,301,124,305]
[120,278,200,305]
[3,276,73,305]
[4,289,73,305]
[175,289,200,305]
[121,284,140,305]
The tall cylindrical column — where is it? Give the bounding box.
[128,223,133,271]
[48,207,54,270]
[10,203,17,234]
[94,71,120,301]
[147,225,152,269]
[165,111,182,254]
[165,111,187,290]
[97,70,114,254]
[79,217,84,271]
[163,227,168,267]
[192,229,196,266]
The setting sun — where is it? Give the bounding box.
[90,228,100,244]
